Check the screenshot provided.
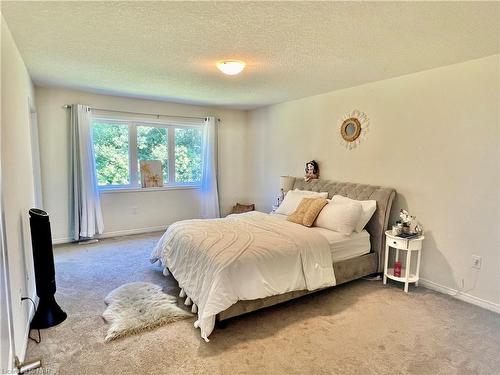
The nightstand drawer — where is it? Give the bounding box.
[407,239,423,250]
[387,237,408,249]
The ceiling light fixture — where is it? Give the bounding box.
[216,60,246,75]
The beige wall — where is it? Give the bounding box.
[247,55,500,309]
[1,16,37,363]
[35,86,249,242]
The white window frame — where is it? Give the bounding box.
[92,115,204,191]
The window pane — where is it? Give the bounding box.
[175,127,202,183]
[92,121,130,186]
[137,125,168,184]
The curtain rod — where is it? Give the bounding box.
[63,105,219,121]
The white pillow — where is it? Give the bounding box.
[276,190,328,215]
[315,200,363,236]
[332,195,377,232]
[294,188,329,197]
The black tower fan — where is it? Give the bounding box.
[29,208,67,329]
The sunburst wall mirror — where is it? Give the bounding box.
[338,110,369,150]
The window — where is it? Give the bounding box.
[92,117,203,189]
[93,121,130,186]
[137,125,169,184]
[175,127,203,183]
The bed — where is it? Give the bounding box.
[151,178,395,341]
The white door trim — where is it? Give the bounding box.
[28,97,43,208]
[0,145,16,373]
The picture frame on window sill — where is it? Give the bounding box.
[140,160,163,188]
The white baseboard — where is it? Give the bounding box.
[419,278,500,314]
[98,226,166,239]
[52,236,72,245]
[19,290,38,362]
[53,225,167,245]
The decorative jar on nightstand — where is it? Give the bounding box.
[383,230,424,293]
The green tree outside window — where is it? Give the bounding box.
[175,127,202,183]
[137,126,168,184]
[92,122,129,186]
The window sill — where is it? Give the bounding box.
[99,185,200,194]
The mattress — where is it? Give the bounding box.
[309,227,371,261]
[272,213,371,262]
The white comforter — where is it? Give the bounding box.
[150,211,335,341]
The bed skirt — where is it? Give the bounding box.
[217,252,378,321]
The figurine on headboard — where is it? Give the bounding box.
[304,160,320,182]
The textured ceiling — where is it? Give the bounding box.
[2,1,499,109]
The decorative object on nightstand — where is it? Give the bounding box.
[393,261,402,277]
[391,222,403,236]
[383,230,424,293]
[398,209,423,236]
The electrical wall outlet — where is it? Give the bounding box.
[472,255,482,269]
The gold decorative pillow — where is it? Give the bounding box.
[287,197,327,227]
[287,198,314,224]
[302,198,328,227]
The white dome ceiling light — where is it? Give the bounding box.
[216,60,246,75]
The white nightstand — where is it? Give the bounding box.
[383,230,424,293]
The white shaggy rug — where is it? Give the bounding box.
[103,282,192,342]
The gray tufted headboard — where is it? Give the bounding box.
[290,177,396,273]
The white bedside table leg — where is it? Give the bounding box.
[404,250,411,293]
[415,249,422,287]
[383,244,389,285]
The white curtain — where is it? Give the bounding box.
[70,104,104,240]
[199,116,220,218]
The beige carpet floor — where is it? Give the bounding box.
[25,233,500,375]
